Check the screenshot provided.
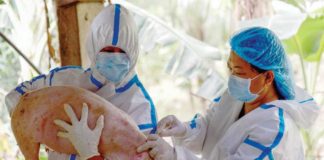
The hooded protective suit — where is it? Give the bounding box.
[5,4,157,160]
[172,86,319,160]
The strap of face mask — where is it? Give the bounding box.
[250,72,264,80]
[251,73,267,95]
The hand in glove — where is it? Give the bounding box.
[137,134,176,160]
[157,115,186,137]
[54,103,104,160]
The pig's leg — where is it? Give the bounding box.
[16,135,40,160]
[21,142,40,160]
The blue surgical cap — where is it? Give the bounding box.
[229,27,295,100]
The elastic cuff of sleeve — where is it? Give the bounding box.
[174,121,196,140]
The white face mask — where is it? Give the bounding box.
[228,73,264,102]
[95,52,130,83]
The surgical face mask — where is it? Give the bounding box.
[228,73,264,102]
[95,52,130,83]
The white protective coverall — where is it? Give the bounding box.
[172,86,319,160]
[5,4,157,160]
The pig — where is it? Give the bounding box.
[10,86,151,160]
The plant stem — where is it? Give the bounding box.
[293,36,308,90]
[0,32,41,74]
[312,60,321,95]
[43,0,59,64]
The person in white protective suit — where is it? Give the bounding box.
[135,27,320,160]
[5,4,157,160]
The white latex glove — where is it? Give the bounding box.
[54,103,104,160]
[157,115,186,137]
[47,150,76,160]
[137,134,176,160]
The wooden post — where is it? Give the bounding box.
[56,0,104,67]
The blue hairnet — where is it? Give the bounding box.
[229,27,295,100]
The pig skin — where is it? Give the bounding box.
[11,86,152,160]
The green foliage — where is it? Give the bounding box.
[283,15,324,62]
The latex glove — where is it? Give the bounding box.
[47,150,71,160]
[137,134,176,160]
[54,103,104,160]
[157,115,186,137]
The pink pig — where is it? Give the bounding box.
[11,86,152,160]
